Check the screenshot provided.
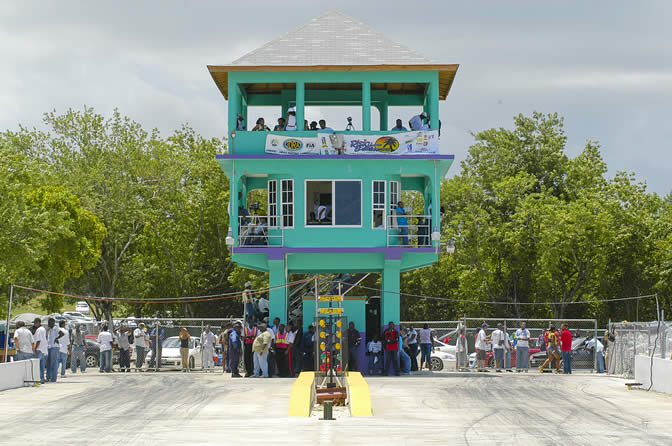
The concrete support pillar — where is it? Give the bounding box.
[381,258,401,327]
[268,256,287,323]
[362,81,371,131]
[296,81,305,130]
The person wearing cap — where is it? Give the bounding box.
[32,317,48,383]
[242,282,256,322]
[70,323,87,373]
[252,323,272,377]
[409,112,428,131]
[229,322,243,377]
[284,107,297,131]
[475,322,490,372]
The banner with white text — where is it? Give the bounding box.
[317,130,440,155]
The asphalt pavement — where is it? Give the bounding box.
[2,370,671,445]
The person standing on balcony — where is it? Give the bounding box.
[383,322,400,376]
[285,107,297,131]
[396,201,409,246]
[409,112,428,131]
[257,294,269,323]
[236,113,245,131]
[252,117,270,131]
[391,119,408,131]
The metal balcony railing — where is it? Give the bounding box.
[238,215,284,247]
[386,214,433,247]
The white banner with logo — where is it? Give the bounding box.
[265,134,320,154]
[317,130,440,155]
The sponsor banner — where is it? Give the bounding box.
[318,130,439,155]
[265,133,321,154]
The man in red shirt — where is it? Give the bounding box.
[383,321,400,376]
[560,323,573,374]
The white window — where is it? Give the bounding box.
[372,180,386,229]
[268,180,278,228]
[305,180,362,227]
[390,181,400,209]
[281,179,294,228]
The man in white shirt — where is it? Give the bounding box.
[58,320,70,378]
[47,317,64,382]
[13,321,34,361]
[409,112,428,131]
[586,337,605,373]
[97,324,113,373]
[32,318,48,383]
[200,325,216,372]
[491,323,506,372]
[475,323,490,372]
[133,323,148,371]
[257,295,269,322]
[515,322,531,372]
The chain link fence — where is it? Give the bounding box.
[607,321,672,378]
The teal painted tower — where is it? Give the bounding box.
[209,11,457,335]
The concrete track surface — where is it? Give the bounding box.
[3,371,672,445]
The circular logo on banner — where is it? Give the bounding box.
[283,138,303,151]
[375,136,400,153]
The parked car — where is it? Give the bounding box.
[145,336,203,369]
[416,339,456,371]
[63,311,95,323]
[529,337,596,369]
[76,301,91,315]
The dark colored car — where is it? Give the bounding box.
[529,337,600,369]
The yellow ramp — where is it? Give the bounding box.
[346,372,373,417]
[288,371,315,417]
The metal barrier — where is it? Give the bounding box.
[238,215,283,247]
[386,214,432,247]
[607,321,671,378]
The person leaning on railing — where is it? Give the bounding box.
[396,201,409,246]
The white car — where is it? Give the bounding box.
[63,311,95,322]
[416,339,457,371]
[75,301,90,314]
[145,336,203,370]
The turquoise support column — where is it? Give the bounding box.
[228,80,240,145]
[381,258,401,327]
[268,256,287,323]
[296,81,305,130]
[429,75,439,130]
[362,81,371,131]
[380,100,388,131]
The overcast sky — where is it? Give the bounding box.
[1,1,670,193]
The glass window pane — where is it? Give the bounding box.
[335,181,361,226]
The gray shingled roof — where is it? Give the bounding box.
[230,10,434,66]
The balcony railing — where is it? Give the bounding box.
[238,215,284,247]
[386,214,433,248]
